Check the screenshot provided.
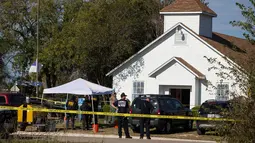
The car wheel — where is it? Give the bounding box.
[9,118,17,133]
[19,123,27,131]
[184,120,193,131]
[0,132,9,139]
[165,121,172,133]
[0,119,10,139]
[197,128,206,135]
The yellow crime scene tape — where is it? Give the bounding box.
[30,97,195,107]
[0,105,236,122]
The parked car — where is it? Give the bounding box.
[0,93,26,138]
[196,99,230,135]
[129,94,193,133]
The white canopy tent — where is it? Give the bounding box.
[43,78,114,125]
[43,78,113,95]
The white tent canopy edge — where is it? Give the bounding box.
[43,78,113,95]
[42,78,114,125]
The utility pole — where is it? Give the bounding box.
[36,0,40,97]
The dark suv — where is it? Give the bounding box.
[129,94,193,133]
[196,100,230,135]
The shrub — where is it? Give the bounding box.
[191,105,200,117]
[102,104,110,112]
[216,96,255,142]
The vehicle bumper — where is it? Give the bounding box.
[196,121,217,130]
[129,118,165,129]
[198,124,216,129]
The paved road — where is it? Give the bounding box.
[13,131,216,143]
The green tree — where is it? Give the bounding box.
[205,1,255,142]
[0,0,210,89]
[0,0,37,74]
[40,0,161,86]
[230,1,255,99]
[0,0,68,88]
[230,2,255,44]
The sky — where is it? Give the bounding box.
[208,0,252,38]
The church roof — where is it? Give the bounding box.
[201,32,255,70]
[149,57,205,79]
[160,0,217,17]
[106,23,254,76]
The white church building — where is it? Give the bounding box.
[106,0,253,108]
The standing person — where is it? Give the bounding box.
[81,95,92,130]
[112,93,132,139]
[109,92,117,124]
[65,95,78,130]
[139,97,153,139]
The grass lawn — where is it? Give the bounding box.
[55,118,221,142]
[22,116,221,142]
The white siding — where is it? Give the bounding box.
[155,61,196,108]
[164,14,200,34]
[112,26,241,107]
[200,15,213,38]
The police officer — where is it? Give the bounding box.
[112,93,132,139]
[81,95,92,130]
[66,95,78,130]
[139,97,153,139]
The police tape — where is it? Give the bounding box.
[30,97,197,107]
[0,105,236,122]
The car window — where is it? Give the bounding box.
[159,99,174,110]
[9,94,26,105]
[0,96,6,104]
[150,99,158,109]
[200,102,229,113]
[132,98,141,109]
[133,98,158,109]
[171,99,183,110]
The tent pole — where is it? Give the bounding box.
[41,94,44,105]
[65,94,69,117]
[91,95,95,125]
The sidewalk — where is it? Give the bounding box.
[13,131,216,143]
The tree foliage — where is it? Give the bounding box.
[0,0,210,89]
[230,1,255,44]
[0,0,162,88]
[206,1,255,142]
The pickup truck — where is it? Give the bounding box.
[0,93,26,139]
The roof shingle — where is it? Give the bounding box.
[201,32,255,69]
[175,57,205,79]
[160,0,217,16]
[149,56,205,79]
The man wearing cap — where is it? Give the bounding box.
[139,97,153,139]
[112,93,132,139]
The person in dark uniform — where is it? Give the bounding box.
[65,95,78,130]
[112,93,132,139]
[81,95,92,130]
[139,97,154,139]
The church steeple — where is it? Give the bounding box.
[160,0,217,38]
